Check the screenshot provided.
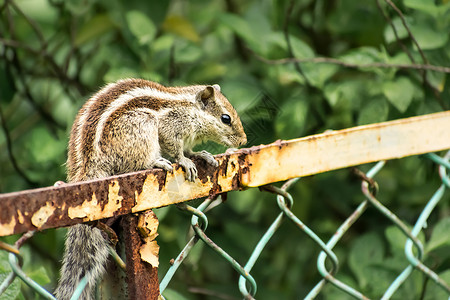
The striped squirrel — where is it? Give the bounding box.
[54,78,247,300]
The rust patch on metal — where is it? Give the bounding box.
[122,214,160,300]
[219,155,230,177]
[154,170,167,191]
[116,172,145,215]
[192,157,215,185]
[273,139,288,150]
[0,146,250,236]
[3,111,450,236]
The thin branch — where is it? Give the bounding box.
[2,1,87,95]
[376,0,416,63]
[283,0,310,86]
[253,53,450,74]
[62,12,79,77]
[0,38,40,54]
[0,105,37,187]
[384,0,428,64]
[15,231,35,248]
[9,0,46,46]
[224,0,250,61]
[384,0,446,109]
[9,48,65,130]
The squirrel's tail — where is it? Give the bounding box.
[54,224,110,300]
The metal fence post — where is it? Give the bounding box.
[122,211,160,299]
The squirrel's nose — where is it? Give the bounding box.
[239,135,247,147]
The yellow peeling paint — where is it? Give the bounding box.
[166,172,213,202]
[132,170,216,213]
[68,193,98,219]
[139,239,159,267]
[31,202,56,229]
[132,159,239,213]
[132,173,165,212]
[68,180,123,221]
[137,211,159,238]
[138,210,160,267]
[0,218,16,236]
[17,209,24,224]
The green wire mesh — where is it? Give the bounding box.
[160,151,450,299]
[1,151,449,299]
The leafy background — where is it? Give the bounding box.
[1,0,450,299]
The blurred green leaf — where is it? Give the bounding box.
[27,127,66,163]
[103,67,140,83]
[426,217,450,253]
[385,225,408,251]
[27,266,51,286]
[348,232,384,289]
[290,36,314,59]
[385,225,425,256]
[409,22,448,50]
[0,251,21,300]
[323,273,359,300]
[219,13,262,53]
[302,63,339,89]
[162,288,191,300]
[403,0,443,17]
[0,251,10,272]
[75,14,115,46]
[0,272,21,300]
[66,0,96,15]
[275,97,308,139]
[126,10,156,45]
[163,15,200,42]
[324,80,364,109]
[384,17,408,44]
[423,269,450,299]
[15,0,57,23]
[187,61,227,83]
[153,35,175,52]
[358,97,389,125]
[219,78,262,112]
[174,43,203,63]
[382,76,415,113]
[340,47,384,65]
[327,0,384,45]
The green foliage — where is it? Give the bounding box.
[0,251,21,300]
[1,0,449,299]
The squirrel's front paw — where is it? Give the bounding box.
[196,150,219,167]
[153,157,174,172]
[178,157,198,182]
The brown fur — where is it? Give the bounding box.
[56,79,246,300]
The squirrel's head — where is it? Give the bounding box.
[196,84,247,148]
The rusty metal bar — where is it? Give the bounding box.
[122,213,160,300]
[1,111,450,237]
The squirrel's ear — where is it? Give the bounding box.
[212,84,221,92]
[198,86,215,107]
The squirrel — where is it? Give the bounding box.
[54,78,247,300]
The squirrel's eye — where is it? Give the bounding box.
[221,114,231,125]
